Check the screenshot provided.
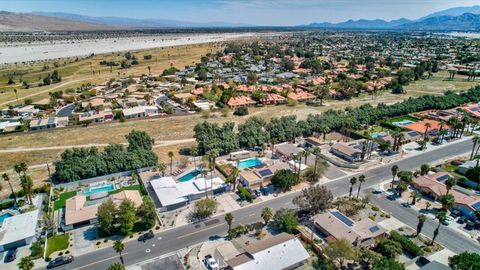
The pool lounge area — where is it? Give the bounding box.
[177,169,202,182]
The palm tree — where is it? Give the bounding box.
[431,211,447,245]
[20,174,33,204]
[2,173,16,203]
[13,89,18,102]
[471,135,480,160]
[167,151,174,174]
[261,207,273,226]
[349,177,357,199]
[225,213,233,231]
[157,163,167,177]
[356,175,366,199]
[191,147,198,168]
[391,165,399,189]
[302,150,309,165]
[425,201,431,210]
[423,122,432,139]
[201,168,209,198]
[230,167,239,192]
[410,191,421,205]
[420,164,430,176]
[207,149,219,197]
[416,214,426,236]
[445,177,456,195]
[18,256,34,270]
[441,194,455,210]
[113,240,125,266]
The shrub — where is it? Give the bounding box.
[423,247,431,253]
[0,199,15,210]
[371,205,380,211]
[237,186,253,202]
[45,257,52,262]
[233,106,249,116]
[390,231,423,256]
[30,241,44,259]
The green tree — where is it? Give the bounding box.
[416,214,426,236]
[445,177,456,195]
[372,257,405,270]
[396,181,408,197]
[136,197,157,230]
[194,198,217,218]
[432,211,447,245]
[293,185,333,215]
[20,174,33,204]
[157,163,167,177]
[271,169,299,191]
[18,256,34,270]
[113,240,125,266]
[324,238,357,269]
[357,174,366,199]
[97,199,116,236]
[440,194,455,210]
[391,165,399,189]
[126,130,154,151]
[168,151,174,174]
[2,173,16,203]
[303,157,328,183]
[420,164,430,175]
[449,252,480,270]
[117,199,136,235]
[238,117,270,149]
[225,212,233,231]
[374,237,402,259]
[272,208,298,233]
[261,207,273,226]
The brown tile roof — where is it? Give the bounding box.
[331,142,361,156]
[244,233,294,254]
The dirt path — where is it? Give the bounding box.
[0,138,195,153]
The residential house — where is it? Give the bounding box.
[403,119,449,137]
[275,143,303,159]
[122,106,147,119]
[227,96,256,108]
[78,111,114,123]
[225,233,310,270]
[29,116,69,130]
[0,210,40,251]
[330,142,362,162]
[313,209,386,246]
[287,91,316,102]
[0,121,22,133]
[262,93,287,105]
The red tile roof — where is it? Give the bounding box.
[403,119,449,134]
[288,91,316,101]
[227,96,256,107]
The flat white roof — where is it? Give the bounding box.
[150,176,225,208]
[0,210,39,246]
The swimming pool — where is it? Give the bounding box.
[371,133,380,139]
[83,184,115,196]
[392,120,414,126]
[178,169,202,182]
[237,157,264,169]
[0,213,13,224]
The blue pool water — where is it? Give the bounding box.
[0,213,13,224]
[83,184,114,196]
[237,158,264,169]
[392,120,414,126]
[178,170,202,182]
[371,133,380,139]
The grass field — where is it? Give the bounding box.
[46,234,70,258]
[53,191,77,211]
[0,43,219,107]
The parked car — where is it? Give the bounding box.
[416,256,431,267]
[401,202,411,208]
[465,220,476,230]
[450,209,461,218]
[204,255,219,270]
[372,188,382,194]
[138,230,154,242]
[457,216,468,224]
[4,248,17,263]
[47,255,74,269]
[387,194,398,201]
[442,216,454,225]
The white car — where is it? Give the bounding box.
[442,216,454,225]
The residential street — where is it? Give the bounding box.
[44,138,479,270]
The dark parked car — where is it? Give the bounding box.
[387,194,398,201]
[401,202,412,208]
[450,209,461,218]
[457,216,468,224]
[466,221,476,230]
[4,248,17,263]
[138,230,154,242]
[47,255,74,269]
[416,256,430,267]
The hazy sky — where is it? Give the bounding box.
[2,0,480,25]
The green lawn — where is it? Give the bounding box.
[53,191,77,211]
[46,234,69,258]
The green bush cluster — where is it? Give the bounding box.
[237,186,253,202]
[390,231,423,256]
[0,199,14,210]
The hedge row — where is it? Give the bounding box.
[390,231,424,256]
[237,186,253,202]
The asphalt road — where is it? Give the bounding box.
[49,138,478,270]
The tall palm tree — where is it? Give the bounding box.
[225,213,233,231]
[349,177,357,199]
[410,191,421,205]
[391,165,399,189]
[261,207,273,226]
[445,177,456,195]
[423,122,432,139]
[230,167,239,192]
[416,214,426,236]
[167,151,174,174]
[191,147,198,168]
[157,163,166,177]
[2,173,16,203]
[356,175,366,199]
[207,149,219,197]
[471,135,480,160]
[431,211,447,245]
[302,150,309,165]
[113,240,125,266]
[20,174,33,204]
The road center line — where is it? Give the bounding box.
[177,223,224,239]
[73,253,128,270]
